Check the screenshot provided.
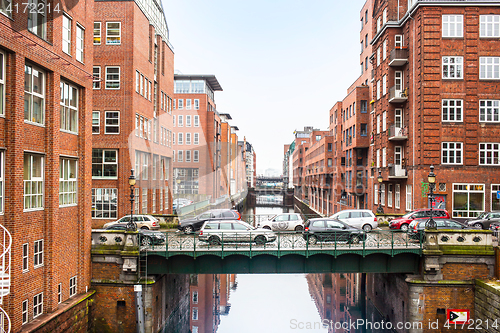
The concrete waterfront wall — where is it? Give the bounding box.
[475,280,500,333]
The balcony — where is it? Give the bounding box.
[0,224,11,333]
[389,86,408,104]
[389,48,409,67]
[388,164,408,179]
[388,124,408,141]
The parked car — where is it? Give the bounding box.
[104,224,166,246]
[489,222,500,236]
[178,209,242,233]
[466,211,500,230]
[173,198,194,211]
[389,209,450,232]
[329,209,378,232]
[198,220,276,245]
[408,218,471,240]
[257,213,305,231]
[303,218,366,244]
[103,214,160,230]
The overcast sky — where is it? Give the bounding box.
[162,0,364,175]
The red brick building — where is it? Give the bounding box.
[92,0,174,227]
[0,0,94,330]
[371,0,500,217]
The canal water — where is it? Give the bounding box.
[160,204,393,333]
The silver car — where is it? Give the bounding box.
[103,214,160,230]
[258,213,305,231]
[329,209,378,232]
[198,220,276,245]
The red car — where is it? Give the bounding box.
[389,208,450,231]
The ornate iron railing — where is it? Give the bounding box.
[0,306,10,333]
[0,224,11,302]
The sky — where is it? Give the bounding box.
[162,0,364,175]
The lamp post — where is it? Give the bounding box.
[127,169,137,231]
[426,165,437,230]
[377,169,384,214]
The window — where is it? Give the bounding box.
[194,99,199,109]
[442,142,463,165]
[142,188,147,214]
[178,150,183,162]
[105,111,119,134]
[23,243,29,272]
[480,57,500,80]
[105,67,120,89]
[360,124,367,136]
[377,80,380,100]
[395,35,403,48]
[142,153,148,180]
[152,191,156,213]
[406,185,412,211]
[381,184,385,205]
[24,64,45,125]
[33,292,43,318]
[69,276,77,297]
[22,300,28,324]
[92,111,100,134]
[76,25,84,63]
[194,150,199,162]
[377,115,381,134]
[178,115,183,127]
[62,14,71,54]
[135,188,139,214]
[382,75,387,95]
[178,133,183,145]
[377,16,381,32]
[186,150,191,162]
[24,154,44,210]
[91,188,117,218]
[453,184,484,218]
[388,184,393,207]
[178,99,183,109]
[383,8,387,24]
[480,15,500,38]
[192,291,198,304]
[186,99,191,110]
[140,74,144,95]
[374,185,378,204]
[377,47,381,66]
[58,283,62,303]
[492,184,500,211]
[479,143,500,165]
[383,39,387,60]
[479,100,500,122]
[382,147,387,167]
[28,0,46,39]
[34,239,43,268]
[376,149,380,168]
[106,22,121,44]
[186,115,191,127]
[59,158,77,206]
[194,115,199,127]
[442,56,463,79]
[395,184,400,209]
[93,22,101,44]
[1,0,12,17]
[186,133,191,145]
[93,66,101,89]
[442,99,463,122]
[382,111,387,131]
[92,149,117,178]
[60,81,78,133]
[0,151,3,213]
[0,51,4,116]
[442,15,463,38]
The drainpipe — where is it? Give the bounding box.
[410,9,416,211]
[134,284,145,333]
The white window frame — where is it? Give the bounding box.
[22,243,29,272]
[60,81,79,133]
[135,188,139,214]
[178,133,183,145]
[492,184,500,211]
[479,143,500,165]
[105,111,120,134]
[442,142,463,165]
[479,100,500,122]
[93,111,100,134]
[377,80,380,100]
[152,191,156,213]
[93,66,101,89]
[194,115,199,127]
[0,51,5,116]
[142,153,148,180]
[22,300,28,324]
[374,184,378,205]
[192,307,198,321]
[178,115,183,127]
[377,47,381,66]
[178,150,183,162]
[381,184,385,206]
[91,188,118,219]
[106,22,121,44]
[92,149,117,179]
[136,71,140,93]
[186,133,191,145]
[480,15,500,38]
[186,99,191,110]
[186,115,191,127]
[376,149,380,168]
[62,14,71,55]
[58,283,62,304]
[388,184,393,208]
[69,276,77,297]
[34,239,43,268]
[59,158,77,207]
[194,99,199,109]
[24,64,45,125]
[442,15,463,38]
[382,111,387,131]
[452,183,485,218]
[105,67,120,89]
[382,75,387,95]
[406,185,412,211]
[383,39,387,60]
[178,99,184,109]
[76,24,84,63]
[442,56,463,79]
[480,57,500,80]
[395,35,403,48]
[142,188,148,214]
[33,292,43,318]
[24,154,44,211]
[27,0,46,38]
[382,147,387,167]
[194,133,199,145]
[395,184,400,209]
[186,150,191,162]
[442,99,463,122]
[377,115,381,134]
[194,150,199,162]
[93,22,101,45]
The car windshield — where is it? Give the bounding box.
[242,222,255,230]
[402,212,414,218]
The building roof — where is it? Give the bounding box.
[174,74,223,91]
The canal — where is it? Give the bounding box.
[159,205,394,333]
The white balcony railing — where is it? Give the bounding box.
[0,306,10,333]
[0,224,11,303]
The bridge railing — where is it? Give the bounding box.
[139,229,423,257]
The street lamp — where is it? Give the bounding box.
[127,169,137,231]
[426,165,437,230]
[377,169,384,214]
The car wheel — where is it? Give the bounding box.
[350,235,362,244]
[400,224,409,232]
[362,224,372,232]
[473,223,483,230]
[295,225,304,231]
[307,235,317,245]
[140,226,149,230]
[141,236,152,246]
[184,225,194,233]
[208,236,221,245]
[254,235,266,245]
[263,226,271,230]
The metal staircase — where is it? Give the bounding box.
[0,224,11,333]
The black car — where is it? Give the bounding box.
[105,224,166,246]
[466,211,500,230]
[408,218,471,240]
[302,218,366,244]
[178,209,241,233]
